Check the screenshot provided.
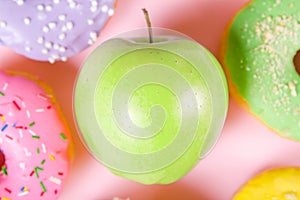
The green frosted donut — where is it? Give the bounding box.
[222,0,300,140]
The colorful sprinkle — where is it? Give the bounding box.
[0,91,5,96]
[18,190,29,197]
[4,187,12,193]
[37,93,48,101]
[20,186,28,192]
[36,148,40,154]
[29,122,35,126]
[34,166,43,178]
[49,176,62,185]
[28,129,37,136]
[29,170,34,177]
[19,162,25,170]
[42,143,47,153]
[5,134,13,140]
[32,135,40,139]
[15,125,25,129]
[1,124,8,132]
[35,108,45,112]
[2,165,8,175]
[40,181,47,192]
[12,100,21,110]
[26,110,31,118]
[2,83,8,91]
[59,132,67,140]
[49,153,55,161]
[24,148,32,156]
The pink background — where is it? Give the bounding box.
[1,0,300,199]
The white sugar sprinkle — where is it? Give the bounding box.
[0,21,7,28]
[45,5,53,12]
[15,0,24,6]
[59,33,66,40]
[91,6,97,12]
[49,58,55,64]
[108,9,114,16]
[87,19,94,25]
[101,5,108,12]
[66,21,74,30]
[61,57,67,62]
[36,4,45,11]
[88,39,94,45]
[42,48,49,54]
[53,43,60,50]
[90,31,97,41]
[91,1,98,6]
[61,25,68,32]
[58,14,67,21]
[69,2,78,9]
[59,46,66,53]
[37,37,45,44]
[24,17,31,25]
[25,46,32,52]
[51,54,59,60]
[48,22,57,29]
[42,26,50,33]
[45,41,53,48]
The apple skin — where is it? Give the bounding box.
[74,31,228,184]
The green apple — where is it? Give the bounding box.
[74,28,228,184]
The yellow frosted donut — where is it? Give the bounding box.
[233,168,300,200]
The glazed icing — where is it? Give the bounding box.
[0,0,115,62]
[0,70,71,199]
[223,0,300,140]
[233,168,300,199]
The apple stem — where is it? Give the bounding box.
[142,8,153,43]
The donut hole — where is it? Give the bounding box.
[293,50,300,76]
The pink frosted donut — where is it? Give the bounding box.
[0,70,72,199]
[0,0,116,63]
